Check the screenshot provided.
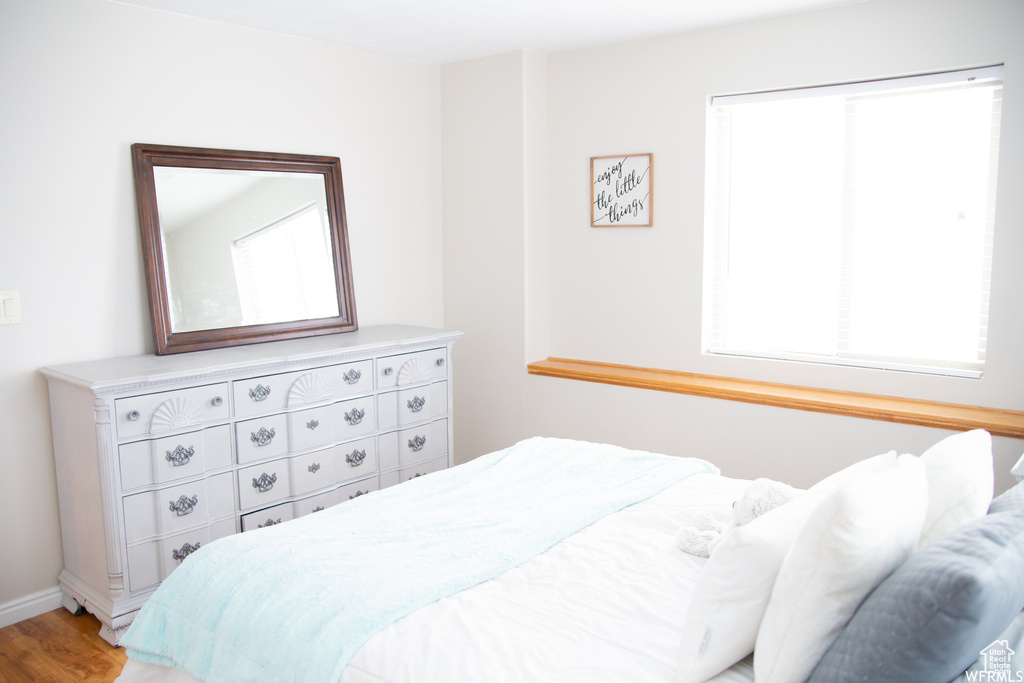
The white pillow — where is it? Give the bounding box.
[807,449,898,493]
[918,429,993,547]
[753,453,928,683]
[675,451,897,683]
[676,494,821,683]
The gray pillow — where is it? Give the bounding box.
[989,481,1024,515]
[807,507,1024,683]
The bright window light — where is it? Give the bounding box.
[232,204,340,326]
[703,66,1003,377]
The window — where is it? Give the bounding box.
[703,66,1003,377]
[232,204,340,326]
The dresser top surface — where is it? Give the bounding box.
[41,325,462,391]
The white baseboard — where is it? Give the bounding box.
[0,586,64,629]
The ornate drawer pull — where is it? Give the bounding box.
[346,449,366,467]
[127,410,141,422]
[248,384,271,402]
[408,435,426,452]
[169,494,198,516]
[306,419,320,431]
[312,505,325,512]
[343,368,362,384]
[250,427,276,447]
[252,472,277,492]
[349,490,367,499]
[259,518,282,528]
[407,396,426,412]
[172,541,200,563]
[165,445,195,467]
[436,358,445,367]
[211,396,223,407]
[383,367,394,377]
[344,407,365,425]
[308,462,321,474]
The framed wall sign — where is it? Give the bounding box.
[590,153,653,227]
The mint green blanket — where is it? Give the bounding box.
[122,437,716,682]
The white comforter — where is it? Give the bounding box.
[119,473,750,683]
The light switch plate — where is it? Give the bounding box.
[0,290,23,325]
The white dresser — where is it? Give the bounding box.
[41,325,461,645]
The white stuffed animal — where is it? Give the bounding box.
[676,478,801,558]
[675,511,727,558]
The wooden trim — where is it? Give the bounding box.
[528,357,1024,439]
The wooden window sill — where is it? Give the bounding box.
[527,357,1024,439]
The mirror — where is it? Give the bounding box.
[132,144,357,354]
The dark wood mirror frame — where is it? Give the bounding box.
[131,143,358,355]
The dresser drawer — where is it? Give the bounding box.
[377,381,447,430]
[287,404,335,452]
[379,470,400,489]
[335,437,377,483]
[122,472,235,544]
[119,425,232,491]
[238,459,292,510]
[233,360,374,418]
[294,489,340,517]
[338,477,379,503]
[239,477,378,531]
[378,418,448,469]
[289,448,337,498]
[240,502,296,532]
[334,395,376,441]
[126,518,235,592]
[377,348,447,388]
[397,454,448,483]
[235,413,289,465]
[115,383,229,439]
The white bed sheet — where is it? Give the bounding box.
[118,473,750,683]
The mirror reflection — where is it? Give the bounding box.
[154,167,340,333]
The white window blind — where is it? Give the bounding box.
[703,66,1003,377]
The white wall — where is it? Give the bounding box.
[443,0,1024,495]
[0,0,443,608]
[441,52,534,455]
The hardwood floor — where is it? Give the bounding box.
[0,609,126,682]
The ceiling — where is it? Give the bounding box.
[111,0,865,64]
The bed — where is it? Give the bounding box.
[115,432,1024,683]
